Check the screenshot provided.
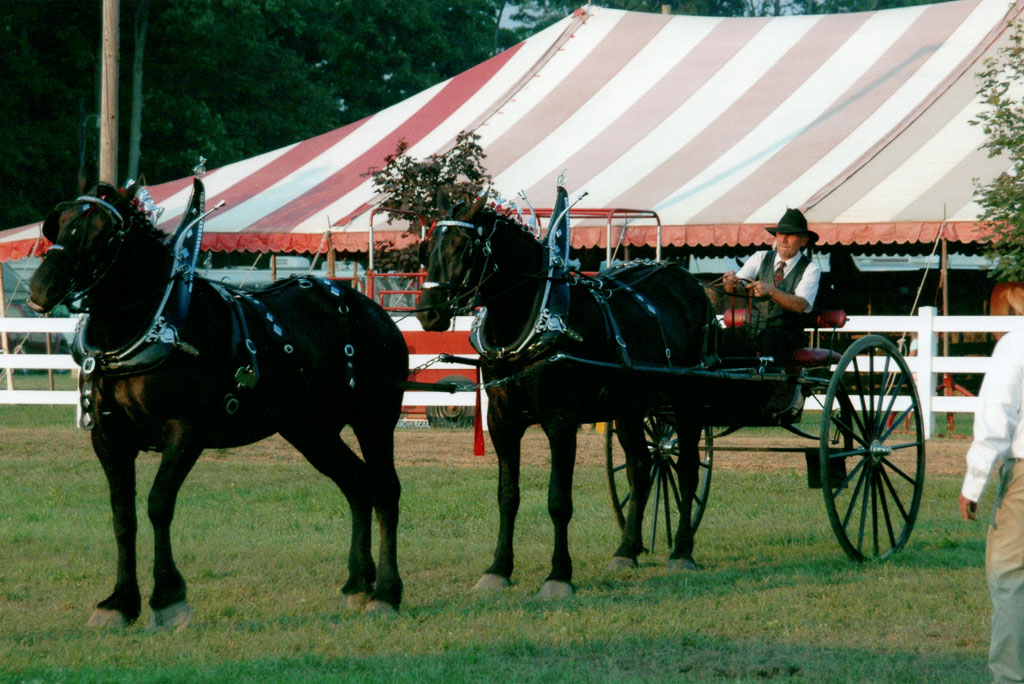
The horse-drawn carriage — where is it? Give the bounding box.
[604,305,925,563]
[417,184,925,596]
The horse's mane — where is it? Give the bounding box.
[93,182,173,250]
[473,203,541,242]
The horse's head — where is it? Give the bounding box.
[28,180,149,313]
[415,194,496,331]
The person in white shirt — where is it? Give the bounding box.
[722,208,821,363]
[722,208,821,418]
[960,331,1024,683]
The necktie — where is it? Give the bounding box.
[774,261,785,286]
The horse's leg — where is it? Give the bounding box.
[281,428,378,611]
[351,424,402,614]
[88,425,141,628]
[668,412,701,571]
[609,414,654,569]
[538,418,577,599]
[146,421,203,630]
[475,415,526,592]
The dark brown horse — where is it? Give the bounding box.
[27,180,408,627]
[416,194,715,597]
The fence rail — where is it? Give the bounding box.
[2,306,1021,438]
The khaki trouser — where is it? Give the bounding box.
[988,458,1024,683]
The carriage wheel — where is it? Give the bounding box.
[819,334,925,561]
[424,374,475,428]
[605,413,713,552]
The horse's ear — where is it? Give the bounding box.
[93,182,119,203]
[123,175,145,198]
[464,193,488,221]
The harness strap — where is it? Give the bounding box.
[304,277,356,389]
[588,288,631,369]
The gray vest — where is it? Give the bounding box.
[754,250,810,333]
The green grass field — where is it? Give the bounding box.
[0,420,992,683]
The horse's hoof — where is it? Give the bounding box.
[537,580,574,599]
[147,601,193,632]
[472,573,511,593]
[344,592,370,611]
[365,600,399,616]
[86,608,131,629]
[667,557,698,571]
[608,556,638,570]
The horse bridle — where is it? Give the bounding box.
[420,219,496,316]
[46,195,133,306]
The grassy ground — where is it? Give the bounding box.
[0,419,991,683]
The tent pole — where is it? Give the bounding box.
[270,254,277,282]
[326,231,336,278]
[0,269,12,391]
[368,222,375,303]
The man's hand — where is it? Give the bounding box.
[749,280,775,298]
[959,493,978,521]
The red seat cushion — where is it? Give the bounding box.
[793,348,841,367]
[815,310,847,329]
[723,308,748,328]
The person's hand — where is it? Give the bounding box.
[723,270,738,292]
[959,493,978,521]
[750,280,775,298]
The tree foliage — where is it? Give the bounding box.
[368,131,491,272]
[972,16,1024,282]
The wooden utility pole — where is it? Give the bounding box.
[99,0,119,185]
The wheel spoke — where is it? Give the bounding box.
[878,465,910,526]
[828,446,869,461]
[877,471,897,551]
[827,406,871,450]
[873,351,894,433]
[841,461,869,529]
[648,465,662,551]
[868,347,879,430]
[871,470,880,557]
[834,454,868,498]
[855,466,871,555]
[643,416,662,443]
[849,357,873,439]
[879,403,916,442]
[880,455,922,486]
[665,460,683,507]
[876,366,905,435]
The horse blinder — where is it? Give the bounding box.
[42,209,62,244]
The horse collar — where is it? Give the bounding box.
[469,187,576,363]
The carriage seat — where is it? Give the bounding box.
[719,308,847,368]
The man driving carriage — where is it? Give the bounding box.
[722,208,822,418]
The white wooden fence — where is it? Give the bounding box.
[3,306,1022,438]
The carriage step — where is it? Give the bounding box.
[805,448,847,489]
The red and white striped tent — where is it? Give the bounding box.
[2,0,1020,262]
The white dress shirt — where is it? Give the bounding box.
[962,331,1024,502]
[734,251,821,312]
